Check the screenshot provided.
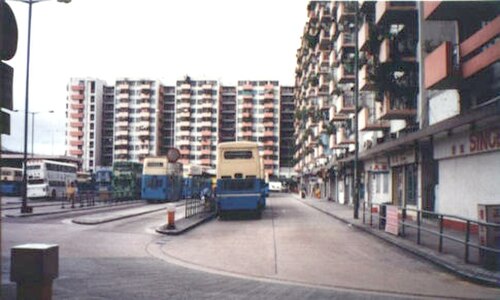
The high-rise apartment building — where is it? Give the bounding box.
[218,86,237,143]
[236,80,281,176]
[113,79,162,162]
[101,85,114,166]
[175,77,219,167]
[280,86,295,176]
[160,85,176,154]
[65,78,106,172]
[294,1,499,221]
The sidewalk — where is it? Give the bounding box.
[295,194,500,287]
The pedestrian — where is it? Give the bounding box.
[67,181,76,208]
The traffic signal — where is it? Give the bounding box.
[0,1,18,135]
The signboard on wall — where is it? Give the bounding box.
[385,205,399,236]
[389,149,416,167]
[434,126,500,160]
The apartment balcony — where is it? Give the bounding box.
[460,16,500,79]
[336,64,355,83]
[201,101,212,109]
[337,1,356,24]
[423,1,498,21]
[71,85,84,91]
[201,139,211,146]
[69,131,83,137]
[116,121,128,127]
[115,149,128,155]
[263,102,274,109]
[70,113,83,119]
[200,121,212,128]
[242,112,252,118]
[117,93,128,100]
[116,111,129,119]
[359,105,390,131]
[70,122,83,128]
[263,112,274,119]
[115,139,128,146]
[263,131,275,137]
[375,1,416,25]
[116,102,129,109]
[138,110,151,119]
[178,158,189,165]
[202,93,212,100]
[379,38,417,64]
[241,122,252,128]
[358,22,370,51]
[241,131,253,138]
[242,102,253,110]
[116,130,129,137]
[201,148,211,156]
[71,94,84,100]
[337,127,354,145]
[179,148,190,156]
[424,41,460,89]
[335,32,355,54]
[264,140,274,146]
[319,28,331,51]
[359,65,375,91]
[264,159,274,166]
[117,83,129,91]
[177,139,190,146]
[180,93,191,100]
[329,105,349,122]
[330,21,337,40]
[243,84,253,91]
[179,130,191,137]
[69,149,83,156]
[379,93,417,120]
[263,121,274,128]
[200,158,211,166]
[138,148,149,156]
[180,83,191,90]
[177,102,190,110]
[70,140,83,146]
[263,149,274,156]
[201,130,212,137]
[263,93,274,100]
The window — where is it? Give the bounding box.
[405,164,417,205]
[224,150,253,159]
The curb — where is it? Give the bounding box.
[156,212,216,235]
[4,200,145,218]
[72,207,167,225]
[296,197,500,287]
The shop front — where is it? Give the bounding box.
[389,149,418,209]
[434,125,500,220]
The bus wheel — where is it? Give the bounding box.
[51,189,57,200]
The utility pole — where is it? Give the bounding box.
[353,2,360,219]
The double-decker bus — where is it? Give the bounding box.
[0,167,23,196]
[216,141,265,217]
[94,167,113,200]
[76,171,94,194]
[26,160,77,199]
[112,161,142,200]
[141,157,183,202]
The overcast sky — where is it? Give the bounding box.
[2,0,309,155]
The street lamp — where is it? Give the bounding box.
[13,109,54,156]
[9,0,72,214]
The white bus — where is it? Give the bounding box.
[26,160,77,199]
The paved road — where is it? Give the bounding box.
[2,194,499,299]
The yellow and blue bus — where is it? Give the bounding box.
[141,156,183,202]
[216,142,265,217]
[1,167,23,196]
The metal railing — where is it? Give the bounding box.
[185,195,215,219]
[363,202,500,269]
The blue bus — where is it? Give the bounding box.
[0,167,23,196]
[141,157,183,203]
[216,142,265,218]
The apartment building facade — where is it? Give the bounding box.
[113,78,162,163]
[65,78,106,172]
[280,86,296,176]
[236,80,281,177]
[101,85,114,167]
[175,78,219,168]
[294,1,499,221]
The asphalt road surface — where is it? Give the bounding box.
[2,194,499,299]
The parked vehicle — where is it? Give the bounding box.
[0,167,23,196]
[26,160,77,199]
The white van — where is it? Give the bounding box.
[268,181,283,192]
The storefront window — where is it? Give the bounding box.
[405,164,417,206]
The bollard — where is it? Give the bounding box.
[10,243,59,300]
[167,204,176,229]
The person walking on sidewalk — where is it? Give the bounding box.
[67,181,76,208]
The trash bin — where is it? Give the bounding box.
[379,203,388,230]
